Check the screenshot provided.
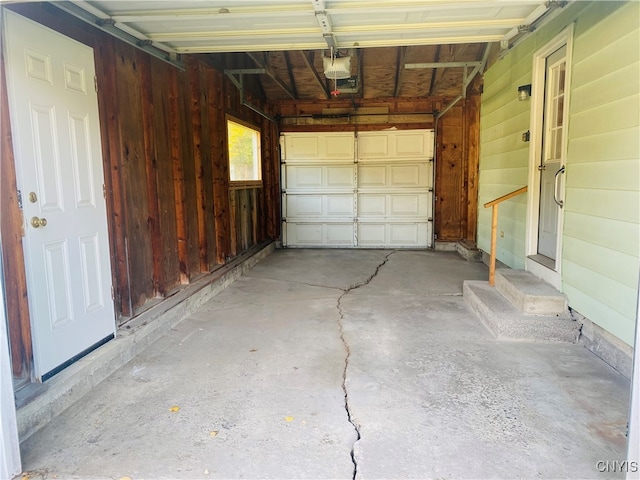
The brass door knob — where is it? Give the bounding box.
[30,216,47,228]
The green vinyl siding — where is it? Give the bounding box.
[565,1,639,346]
[478,1,640,345]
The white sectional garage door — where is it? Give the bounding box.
[281,130,434,248]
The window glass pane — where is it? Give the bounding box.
[556,95,564,127]
[554,127,563,159]
[558,62,566,95]
[228,120,261,181]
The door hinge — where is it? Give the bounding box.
[111,285,115,300]
[94,76,98,93]
[16,189,23,209]
[103,184,106,199]
[537,164,546,171]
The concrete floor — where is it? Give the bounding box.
[20,249,631,479]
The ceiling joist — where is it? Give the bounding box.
[246,52,297,100]
[48,1,564,102]
[300,51,331,100]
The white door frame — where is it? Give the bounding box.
[525,25,574,290]
[1,7,23,476]
[0,249,22,478]
[627,272,640,479]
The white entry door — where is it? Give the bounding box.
[3,11,115,381]
[537,45,568,260]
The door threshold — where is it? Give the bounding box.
[526,254,561,290]
[528,254,555,270]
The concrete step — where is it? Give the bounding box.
[463,280,580,343]
[456,240,483,262]
[495,269,567,315]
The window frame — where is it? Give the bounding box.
[226,116,263,188]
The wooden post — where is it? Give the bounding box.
[483,186,527,287]
[489,204,498,286]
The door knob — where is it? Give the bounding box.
[30,216,47,228]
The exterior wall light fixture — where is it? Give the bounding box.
[518,84,532,101]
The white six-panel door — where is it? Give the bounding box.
[3,11,116,380]
[281,130,433,248]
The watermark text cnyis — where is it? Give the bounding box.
[596,460,639,473]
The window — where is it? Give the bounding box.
[227,119,261,183]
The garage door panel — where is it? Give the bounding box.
[286,195,323,217]
[286,165,354,190]
[389,223,426,245]
[327,196,354,216]
[358,194,386,216]
[286,194,354,218]
[390,164,428,187]
[282,130,433,248]
[358,165,386,187]
[358,193,431,217]
[358,163,431,189]
[358,130,434,160]
[285,135,319,159]
[390,195,420,216]
[394,132,431,157]
[326,224,354,245]
[289,166,323,188]
[327,166,354,188]
[286,222,354,247]
[283,132,354,162]
[357,222,430,247]
[326,136,355,159]
[358,134,389,158]
[357,223,386,245]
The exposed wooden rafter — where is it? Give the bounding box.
[428,45,442,97]
[283,51,299,99]
[246,52,297,100]
[394,46,407,98]
[300,51,331,100]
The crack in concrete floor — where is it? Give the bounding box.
[336,251,395,479]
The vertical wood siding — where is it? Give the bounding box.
[0,46,32,377]
[1,1,281,360]
[478,1,639,345]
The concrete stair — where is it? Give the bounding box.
[463,269,580,343]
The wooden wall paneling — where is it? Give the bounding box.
[150,58,181,291]
[270,119,281,239]
[169,67,190,284]
[251,188,259,244]
[95,35,132,319]
[139,52,165,297]
[243,190,252,250]
[435,103,465,241]
[460,98,469,240]
[0,49,32,376]
[276,98,436,131]
[465,78,482,243]
[229,191,238,257]
[261,116,278,240]
[208,68,231,264]
[177,64,201,279]
[196,63,216,272]
[188,59,209,273]
[237,190,247,252]
[115,42,154,310]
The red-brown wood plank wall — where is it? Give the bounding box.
[1,3,281,378]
